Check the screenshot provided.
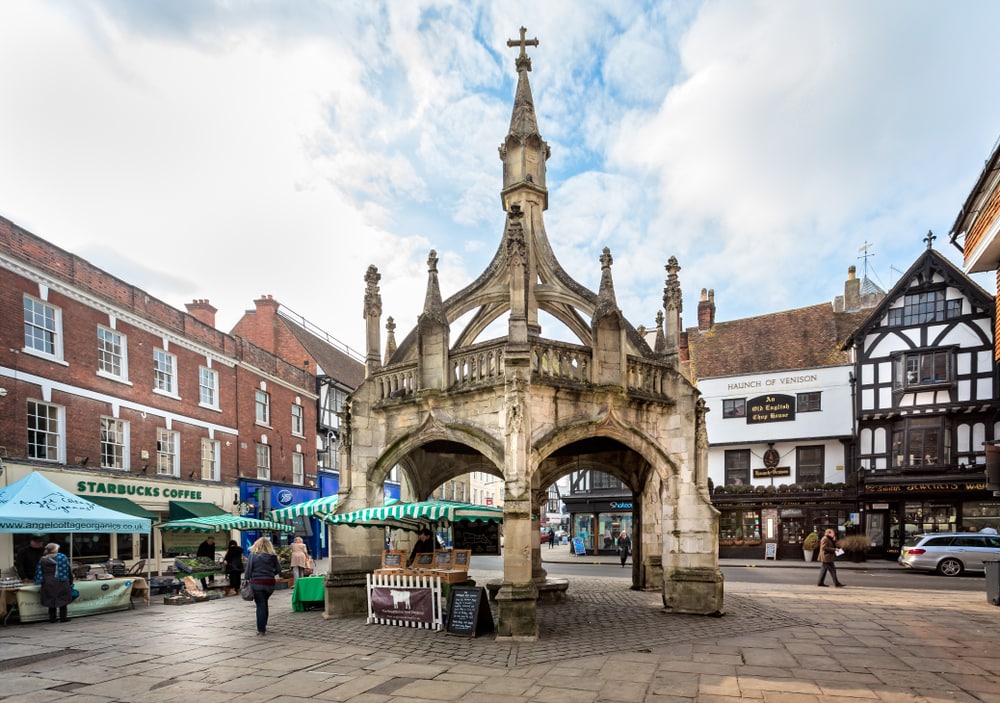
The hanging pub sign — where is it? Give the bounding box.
[747,394,795,424]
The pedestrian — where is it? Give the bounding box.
[289,536,311,583]
[222,540,244,596]
[196,536,216,590]
[817,528,845,587]
[245,537,281,636]
[34,542,73,623]
[547,527,555,549]
[617,531,632,568]
[15,534,45,582]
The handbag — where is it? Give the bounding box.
[240,554,254,600]
[304,558,314,577]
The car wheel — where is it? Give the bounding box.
[937,558,963,577]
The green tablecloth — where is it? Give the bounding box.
[291,577,326,612]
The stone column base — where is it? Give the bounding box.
[661,566,725,616]
[323,555,381,620]
[495,581,539,641]
[642,554,663,590]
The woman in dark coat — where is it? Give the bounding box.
[222,540,244,596]
[34,542,73,623]
[245,537,281,636]
[617,531,632,568]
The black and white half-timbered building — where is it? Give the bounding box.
[845,240,1000,559]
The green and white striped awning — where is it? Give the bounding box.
[155,515,295,533]
[268,494,339,521]
[324,500,503,532]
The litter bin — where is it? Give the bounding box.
[986,561,1000,606]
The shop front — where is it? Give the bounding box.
[562,497,634,556]
[1,464,234,576]
[860,478,999,559]
[236,479,322,558]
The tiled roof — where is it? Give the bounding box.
[685,303,866,379]
[279,317,365,390]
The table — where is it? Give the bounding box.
[1,586,22,624]
[15,580,134,622]
[291,576,326,612]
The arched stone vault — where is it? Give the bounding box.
[325,28,723,639]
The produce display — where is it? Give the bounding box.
[173,556,220,573]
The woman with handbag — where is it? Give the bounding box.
[289,536,311,583]
[222,540,244,596]
[245,537,280,636]
[34,542,73,623]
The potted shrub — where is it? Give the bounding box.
[838,534,871,561]
[802,532,819,561]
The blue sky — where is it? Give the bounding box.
[2,1,999,355]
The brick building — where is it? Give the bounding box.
[0,214,316,571]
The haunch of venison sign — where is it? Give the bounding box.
[747,394,795,424]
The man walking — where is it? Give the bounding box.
[817,528,845,587]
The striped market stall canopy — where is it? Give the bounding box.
[324,500,503,532]
[155,515,295,533]
[268,494,339,521]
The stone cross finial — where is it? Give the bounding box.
[924,229,936,249]
[428,250,439,273]
[507,26,539,59]
[600,247,613,269]
[364,265,382,318]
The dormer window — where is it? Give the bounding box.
[886,290,961,326]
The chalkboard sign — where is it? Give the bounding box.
[445,586,494,637]
[764,542,777,560]
[381,551,405,568]
[435,550,453,566]
[572,537,586,556]
[415,552,434,567]
[452,550,470,567]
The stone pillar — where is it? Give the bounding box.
[531,486,547,583]
[496,491,538,640]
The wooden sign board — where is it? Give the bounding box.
[414,552,434,567]
[381,551,406,569]
[452,549,471,569]
[434,550,453,567]
[445,586,494,638]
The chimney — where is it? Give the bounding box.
[844,266,861,312]
[697,288,715,331]
[254,294,280,315]
[185,299,217,328]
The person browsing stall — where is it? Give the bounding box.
[196,536,216,590]
[34,543,73,623]
[409,527,435,566]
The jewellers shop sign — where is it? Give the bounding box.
[747,394,795,424]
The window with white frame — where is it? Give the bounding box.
[291,403,304,436]
[97,326,127,380]
[292,452,304,485]
[255,390,270,425]
[157,429,178,476]
[100,417,128,469]
[724,449,750,486]
[27,400,62,461]
[201,438,219,481]
[23,295,62,359]
[255,443,271,480]
[153,348,177,395]
[796,445,824,484]
[199,367,218,408]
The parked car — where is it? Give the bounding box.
[898,532,1000,576]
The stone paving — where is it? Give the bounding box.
[1,561,999,702]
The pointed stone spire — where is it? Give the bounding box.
[364,265,382,376]
[654,310,666,354]
[383,316,397,365]
[420,250,447,325]
[500,26,549,211]
[594,248,619,317]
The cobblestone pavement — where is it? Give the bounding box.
[2,564,999,702]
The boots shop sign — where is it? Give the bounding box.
[746,394,795,424]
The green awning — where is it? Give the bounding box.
[83,495,158,520]
[169,500,228,520]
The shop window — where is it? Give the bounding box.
[719,509,762,546]
[724,449,750,486]
[961,501,1000,533]
[796,445,824,484]
[723,398,746,418]
[574,513,595,553]
[598,513,633,550]
[903,501,956,536]
[891,417,949,468]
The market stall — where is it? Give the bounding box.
[0,472,152,623]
